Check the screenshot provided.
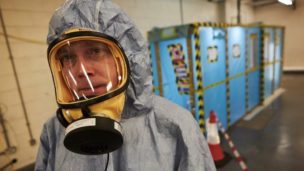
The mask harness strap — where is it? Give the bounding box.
[81,106,91,117]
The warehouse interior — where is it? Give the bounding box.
[0,0,302,170]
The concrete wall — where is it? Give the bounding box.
[225,0,255,24]
[0,0,62,169]
[255,1,304,70]
[113,0,220,38]
[0,0,254,169]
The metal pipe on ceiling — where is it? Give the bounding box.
[237,0,241,24]
[180,0,184,24]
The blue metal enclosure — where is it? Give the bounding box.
[197,26,227,128]
[246,27,261,111]
[228,26,246,124]
[149,26,192,111]
[148,23,284,130]
[263,28,275,99]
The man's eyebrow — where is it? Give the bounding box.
[57,47,69,55]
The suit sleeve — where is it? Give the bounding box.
[34,124,50,171]
[176,114,216,171]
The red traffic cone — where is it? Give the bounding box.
[207,110,231,168]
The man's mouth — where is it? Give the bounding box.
[78,83,106,92]
[76,83,110,99]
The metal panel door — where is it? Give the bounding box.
[246,27,261,111]
[228,26,246,124]
[158,38,191,111]
[196,26,227,128]
[263,28,275,99]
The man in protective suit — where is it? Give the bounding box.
[35,0,216,170]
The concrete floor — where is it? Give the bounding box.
[218,73,304,171]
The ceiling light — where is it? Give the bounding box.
[278,0,293,5]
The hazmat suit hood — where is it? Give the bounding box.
[47,0,153,119]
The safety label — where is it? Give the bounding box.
[65,118,96,135]
[114,122,122,133]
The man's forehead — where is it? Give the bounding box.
[64,40,103,48]
[57,40,109,52]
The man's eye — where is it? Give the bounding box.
[59,54,76,66]
[60,54,73,61]
[89,48,102,56]
[86,47,106,60]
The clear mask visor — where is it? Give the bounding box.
[49,37,127,104]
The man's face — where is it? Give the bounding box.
[56,40,119,100]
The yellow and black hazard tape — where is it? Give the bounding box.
[280,27,286,88]
[203,80,226,92]
[224,27,231,127]
[245,32,250,112]
[186,33,196,117]
[191,23,205,133]
[260,29,266,104]
[202,73,243,92]
[167,44,190,95]
[149,45,156,92]
[198,67,259,93]
[260,25,285,29]
[154,42,164,97]
[201,22,229,28]
[202,22,211,27]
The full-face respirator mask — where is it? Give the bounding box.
[47,28,129,155]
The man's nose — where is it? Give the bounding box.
[74,56,94,78]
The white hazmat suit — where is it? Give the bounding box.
[35,0,216,170]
